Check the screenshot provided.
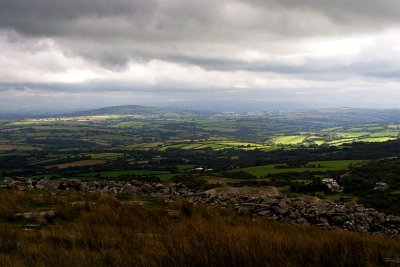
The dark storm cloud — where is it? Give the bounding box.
[2,0,400,37]
[0,0,156,35]
[1,0,399,68]
[0,0,396,72]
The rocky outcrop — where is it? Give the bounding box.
[2,177,400,236]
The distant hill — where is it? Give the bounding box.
[3,104,400,123]
[278,108,400,125]
[68,105,213,118]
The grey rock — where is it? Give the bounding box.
[386,215,400,223]
[121,184,139,194]
[141,183,155,192]
[273,206,288,215]
[15,210,56,219]
[3,177,14,185]
[35,180,53,190]
[130,179,143,187]
[154,183,164,190]
[258,210,270,216]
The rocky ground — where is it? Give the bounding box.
[3,177,400,236]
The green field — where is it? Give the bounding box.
[89,153,124,160]
[358,137,396,142]
[239,160,364,177]
[111,121,146,128]
[335,132,371,138]
[196,119,239,132]
[88,134,134,141]
[127,142,165,150]
[369,131,399,137]
[269,135,306,145]
[2,109,400,153]
[177,165,196,170]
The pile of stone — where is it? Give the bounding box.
[2,177,400,236]
[193,189,400,235]
[2,177,196,201]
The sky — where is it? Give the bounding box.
[1,0,400,112]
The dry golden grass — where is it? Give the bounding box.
[0,191,398,267]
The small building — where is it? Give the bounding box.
[321,178,342,192]
[374,182,389,191]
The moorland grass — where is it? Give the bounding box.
[0,190,398,267]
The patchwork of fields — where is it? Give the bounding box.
[267,125,399,146]
[158,141,273,151]
[1,112,400,153]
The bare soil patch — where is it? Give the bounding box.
[47,159,106,169]
[0,144,38,151]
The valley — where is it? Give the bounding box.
[1,105,400,266]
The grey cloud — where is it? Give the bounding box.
[2,0,399,37]
[275,0,400,24]
[1,0,400,111]
[0,0,156,35]
[1,0,399,67]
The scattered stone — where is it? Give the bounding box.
[2,178,400,236]
[14,211,56,219]
[384,258,400,266]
